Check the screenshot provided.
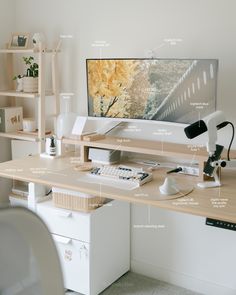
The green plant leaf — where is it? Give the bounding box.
[23,56,39,77]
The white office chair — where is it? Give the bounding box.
[0,206,65,295]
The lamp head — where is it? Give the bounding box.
[184,111,226,155]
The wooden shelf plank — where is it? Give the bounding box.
[0,131,39,142]
[0,48,37,53]
[62,136,208,160]
[0,90,54,98]
[0,90,38,98]
[62,136,236,160]
[0,48,55,54]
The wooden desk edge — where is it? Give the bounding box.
[0,154,235,223]
[0,169,235,223]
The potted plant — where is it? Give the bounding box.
[22,56,39,93]
[13,74,24,92]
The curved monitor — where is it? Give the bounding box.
[86,58,218,124]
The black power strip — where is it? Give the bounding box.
[206,218,236,231]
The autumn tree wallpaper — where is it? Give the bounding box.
[87,59,217,123]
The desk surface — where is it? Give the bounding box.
[0,154,236,223]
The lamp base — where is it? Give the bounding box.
[197,170,221,188]
[197,181,221,188]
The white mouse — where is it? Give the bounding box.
[159,176,180,195]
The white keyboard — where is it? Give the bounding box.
[89,165,153,186]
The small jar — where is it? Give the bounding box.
[49,136,56,156]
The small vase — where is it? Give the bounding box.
[23,77,38,93]
[16,78,23,92]
[32,33,46,49]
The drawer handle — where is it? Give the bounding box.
[53,235,72,245]
[80,244,88,259]
[54,210,72,218]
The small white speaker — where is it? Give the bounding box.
[88,148,121,164]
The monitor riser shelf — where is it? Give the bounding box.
[63,136,214,181]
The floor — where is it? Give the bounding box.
[66,272,202,295]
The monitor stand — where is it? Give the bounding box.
[97,120,125,135]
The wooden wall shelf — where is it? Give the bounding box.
[0,41,61,152]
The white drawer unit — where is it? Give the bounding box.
[37,201,91,242]
[52,234,90,295]
[37,199,130,295]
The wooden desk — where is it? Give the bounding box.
[0,153,235,223]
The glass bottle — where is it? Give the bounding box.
[49,136,56,156]
[56,94,77,139]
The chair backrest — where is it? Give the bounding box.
[0,206,64,295]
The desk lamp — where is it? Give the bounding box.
[184,110,235,188]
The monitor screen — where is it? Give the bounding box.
[86,59,218,124]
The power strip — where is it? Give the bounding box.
[129,158,199,177]
[177,165,199,177]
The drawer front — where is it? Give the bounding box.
[37,202,91,242]
[52,234,90,295]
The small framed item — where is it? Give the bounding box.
[8,32,29,49]
[0,106,23,132]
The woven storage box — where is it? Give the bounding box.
[52,187,106,212]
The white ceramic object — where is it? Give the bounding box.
[45,137,51,155]
[23,118,36,132]
[57,112,77,139]
[23,77,38,93]
[37,199,130,295]
[16,77,23,92]
[32,33,46,49]
[159,176,180,195]
[56,95,77,139]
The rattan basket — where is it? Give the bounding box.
[52,187,106,212]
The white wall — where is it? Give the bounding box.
[0,0,16,203]
[13,0,236,294]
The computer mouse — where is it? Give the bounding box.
[159,176,180,195]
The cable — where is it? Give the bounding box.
[46,189,52,196]
[226,122,235,161]
[167,167,183,174]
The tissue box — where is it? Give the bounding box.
[0,106,23,132]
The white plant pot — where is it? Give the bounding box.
[23,77,38,93]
